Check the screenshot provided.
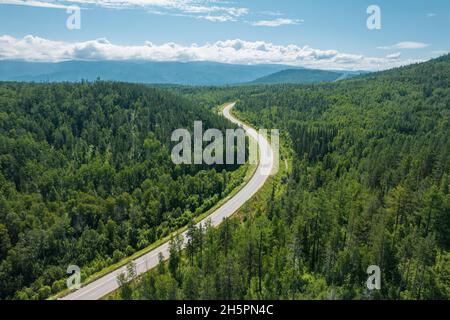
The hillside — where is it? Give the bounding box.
[0,82,245,299]
[250,68,343,84]
[249,68,369,84]
[124,55,450,300]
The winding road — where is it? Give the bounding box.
[61,102,274,300]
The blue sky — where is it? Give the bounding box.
[0,0,449,70]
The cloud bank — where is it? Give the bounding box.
[0,35,422,71]
[0,0,249,22]
[0,0,304,25]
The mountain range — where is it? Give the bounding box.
[0,60,366,85]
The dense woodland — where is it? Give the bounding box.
[123,55,450,300]
[0,82,244,299]
[1,55,449,300]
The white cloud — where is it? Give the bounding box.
[378,41,429,50]
[426,13,437,18]
[199,15,235,22]
[260,10,283,17]
[0,35,423,71]
[0,0,70,9]
[386,52,401,59]
[1,0,307,25]
[252,18,302,27]
[0,0,249,20]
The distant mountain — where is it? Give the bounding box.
[0,60,300,86]
[250,68,354,84]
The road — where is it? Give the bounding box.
[60,102,274,300]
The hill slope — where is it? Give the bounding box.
[250,68,369,84]
[0,82,245,299]
[125,55,450,300]
[251,68,343,84]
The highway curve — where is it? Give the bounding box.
[61,102,274,300]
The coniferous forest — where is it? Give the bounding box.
[0,55,449,300]
[118,55,450,300]
[0,82,244,299]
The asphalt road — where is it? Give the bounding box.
[60,102,274,300]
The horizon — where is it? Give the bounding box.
[1,0,449,71]
[2,52,448,76]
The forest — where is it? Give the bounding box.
[0,82,245,299]
[119,55,450,300]
[1,54,449,300]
